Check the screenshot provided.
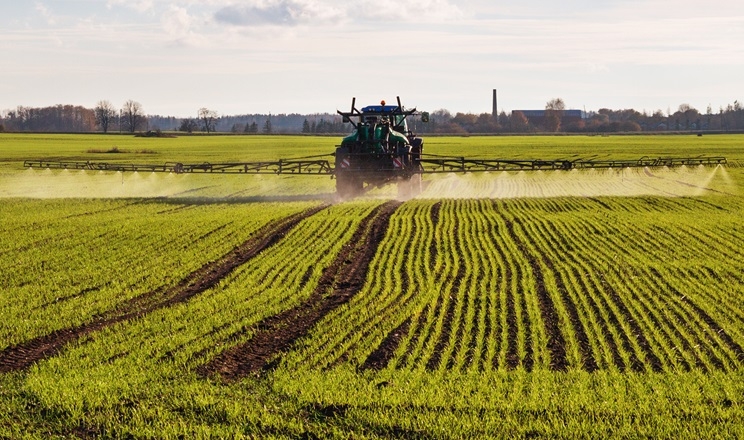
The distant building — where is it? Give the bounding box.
[512,109,584,128]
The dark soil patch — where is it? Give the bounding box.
[197,201,401,381]
[362,318,412,370]
[0,204,328,373]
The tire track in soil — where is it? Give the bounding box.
[323,205,417,371]
[0,204,329,373]
[197,201,401,381]
[362,318,412,370]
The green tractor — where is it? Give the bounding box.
[334,97,429,199]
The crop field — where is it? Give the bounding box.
[0,133,743,438]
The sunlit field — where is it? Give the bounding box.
[0,133,741,199]
[1,133,743,438]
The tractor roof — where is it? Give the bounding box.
[361,105,401,114]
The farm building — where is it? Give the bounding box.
[513,109,584,127]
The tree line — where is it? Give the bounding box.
[2,99,744,134]
[417,100,744,134]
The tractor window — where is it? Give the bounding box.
[394,115,408,132]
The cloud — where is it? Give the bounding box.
[214,0,344,26]
[107,0,154,13]
[161,5,200,44]
[35,2,57,25]
[213,0,461,27]
[357,0,463,22]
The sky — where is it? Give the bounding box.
[2,0,743,117]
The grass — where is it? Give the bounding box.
[0,133,743,438]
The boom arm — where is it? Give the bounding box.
[417,155,727,173]
[22,159,334,175]
[23,155,726,175]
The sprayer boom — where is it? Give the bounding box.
[417,155,727,173]
[23,155,726,175]
[22,159,334,175]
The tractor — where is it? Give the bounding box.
[334,97,427,199]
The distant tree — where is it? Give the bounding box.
[677,103,696,114]
[302,119,311,133]
[198,107,218,133]
[3,104,94,132]
[475,112,499,133]
[245,121,258,134]
[94,100,117,133]
[620,121,642,132]
[179,118,198,133]
[564,119,586,132]
[497,111,510,131]
[263,118,272,134]
[452,113,478,132]
[510,111,530,132]
[121,100,144,133]
[0,123,4,133]
[673,104,699,130]
[544,98,565,132]
[231,123,245,133]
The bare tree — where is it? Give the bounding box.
[198,108,218,133]
[94,100,117,133]
[121,100,144,133]
[179,118,199,133]
[545,98,565,132]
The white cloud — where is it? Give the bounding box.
[357,0,462,21]
[35,2,57,25]
[161,5,201,45]
[214,0,345,26]
[213,0,460,27]
[107,0,154,13]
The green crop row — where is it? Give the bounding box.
[1,195,743,437]
[0,199,317,348]
[278,195,744,376]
